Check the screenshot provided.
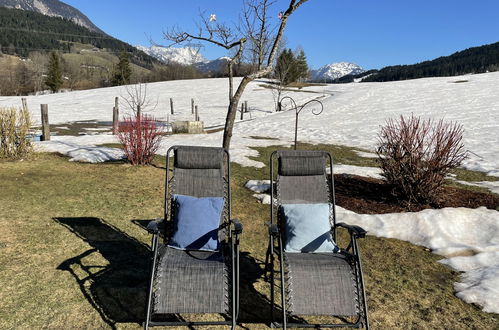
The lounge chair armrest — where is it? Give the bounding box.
[267,223,279,237]
[336,222,367,238]
[147,218,163,234]
[231,219,243,235]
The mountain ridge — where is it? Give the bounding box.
[137,45,231,73]
[0,0,104,33]
[310,62,364,82]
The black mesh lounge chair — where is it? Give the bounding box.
[265,150,369,329]
[144,146,242,329]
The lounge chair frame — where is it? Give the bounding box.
[144,146,242,329]
[265,150,369,329]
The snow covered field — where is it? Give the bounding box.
[1,72,499,313]
[2,72,497,175]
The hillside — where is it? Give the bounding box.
[363,41,499,82]
[0,0,104,33]
[0,7,156,67]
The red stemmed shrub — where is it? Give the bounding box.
[377,114,467,204]
[117,114,162,165]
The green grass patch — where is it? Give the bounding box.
[0,149,497,328]
[451,168,499,182]
[39,120,112,136]
[250,143,379,168]
[98,143,123,149]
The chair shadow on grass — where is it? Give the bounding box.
[56,217,296,329]
[54,217,188,329]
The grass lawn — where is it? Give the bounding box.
[0,145,498,329]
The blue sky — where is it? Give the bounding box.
[63,0,499,70]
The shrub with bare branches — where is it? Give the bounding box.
[117,114,162,165]
[377,114,467,204]
[0,107,33,160]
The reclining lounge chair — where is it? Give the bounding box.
[265,150,369,329]
[144,146,242,329]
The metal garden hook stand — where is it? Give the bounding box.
[279,96,324,149]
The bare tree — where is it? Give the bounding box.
[270,54,293,111]
[165,0,310,149]
[28,52,49,93]
[240,0,276,71]
[121,82,158,115]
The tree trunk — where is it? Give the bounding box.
[222,77,252,149]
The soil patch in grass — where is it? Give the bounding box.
[335,174,499,214]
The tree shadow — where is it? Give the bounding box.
[54,217,183,329]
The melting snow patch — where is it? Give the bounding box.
[245,180,271,193]
[337,206,499,313]
[245,180,271,204]
[440,252,499,314]
[35,134,124,163]
[253,193,271,204]
[327,164,384,180]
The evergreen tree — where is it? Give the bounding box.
[295,49,309,81]
[45,52,63,93]
[112,50,132,86]
[275,48,296,85]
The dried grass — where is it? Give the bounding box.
[0,106,33,160]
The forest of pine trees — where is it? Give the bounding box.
[362,41,499,82]
[0,7,155,68]
[275,48,309,85]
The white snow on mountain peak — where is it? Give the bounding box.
[136,45,206,65]
[136,45,231,73]
[311,62,364,81]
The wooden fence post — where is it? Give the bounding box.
[191,98,195,114]
[240,103,244,120]
[244,100,248,113]
[170,98,174,115]
[41,104,50,141]
[21,98,28,112]
[112,97,119,134]
[195,105,199,121]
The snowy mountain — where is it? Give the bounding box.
[195,57,231,73]
[135,45,206,66]
[310,62,364,81]
[136,45,230,73]
[0,0,104,33]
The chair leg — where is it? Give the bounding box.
[270,248,275,325]
[264,242,271,281]
[144,235,159,330]
[232,240,237,329]
[278,240,287,330]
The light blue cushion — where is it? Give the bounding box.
[282,203,339,253]
[168,194,224,251]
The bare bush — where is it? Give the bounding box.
[0,107,33,160]
[117,114,162,165]
[377,114,467,204]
